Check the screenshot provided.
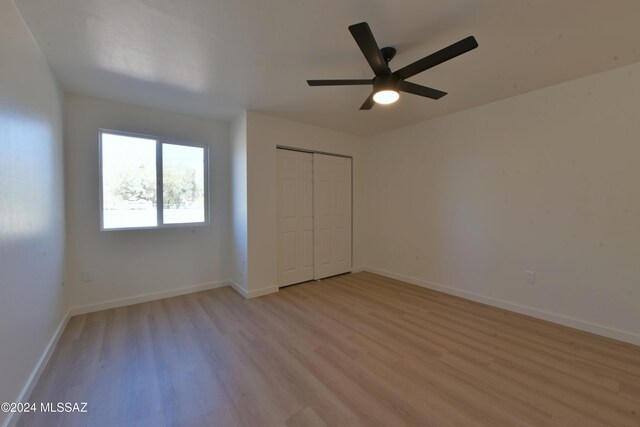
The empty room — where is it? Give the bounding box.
[2,0,640,426]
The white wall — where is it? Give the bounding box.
[230,112,248,292]
[64,94,230,309]
[0,1,66,425]
[244,112,367,295]
[365,61,640,344]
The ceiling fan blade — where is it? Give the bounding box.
[359,92,375,110]
[307,79,372,86]
[398,81,447,100]
[393,36,478,80]
[348,22,391,76]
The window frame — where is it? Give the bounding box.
[98,128,210,231]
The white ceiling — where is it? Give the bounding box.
[15,0,640,136]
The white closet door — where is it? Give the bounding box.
[313,153,352,279]
[277,149,314,287]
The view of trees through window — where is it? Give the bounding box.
[101,132,206,229]
[162,143,205,224]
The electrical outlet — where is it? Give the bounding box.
[82,270,93,282]
[525,270,536,285]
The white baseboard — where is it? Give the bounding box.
[229,281,248,297]
[5,310,71,427]
[229,281,279,299]
[69,280,230,316]
[363,266,640,347]
[351,265,366,273]
[247,286,278,298]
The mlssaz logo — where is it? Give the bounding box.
[40,402,88,413]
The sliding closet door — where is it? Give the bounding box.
[277,149,314,287]
[313,153,352,279]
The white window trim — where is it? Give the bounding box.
[98,128,210,231]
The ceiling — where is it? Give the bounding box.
[15,0,640,136]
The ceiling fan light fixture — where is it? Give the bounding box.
[373,89,400,105]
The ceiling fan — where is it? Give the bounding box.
[307,22,478,110]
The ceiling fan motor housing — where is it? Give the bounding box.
[373,74,400,93]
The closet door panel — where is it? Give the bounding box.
[277,149,314,287]
[313,153,352,279]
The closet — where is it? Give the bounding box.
[277,148,352,287]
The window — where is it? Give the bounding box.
[99,130,208,230]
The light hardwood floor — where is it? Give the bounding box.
[17,272,640,427]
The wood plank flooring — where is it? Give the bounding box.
[17,272,640,426]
